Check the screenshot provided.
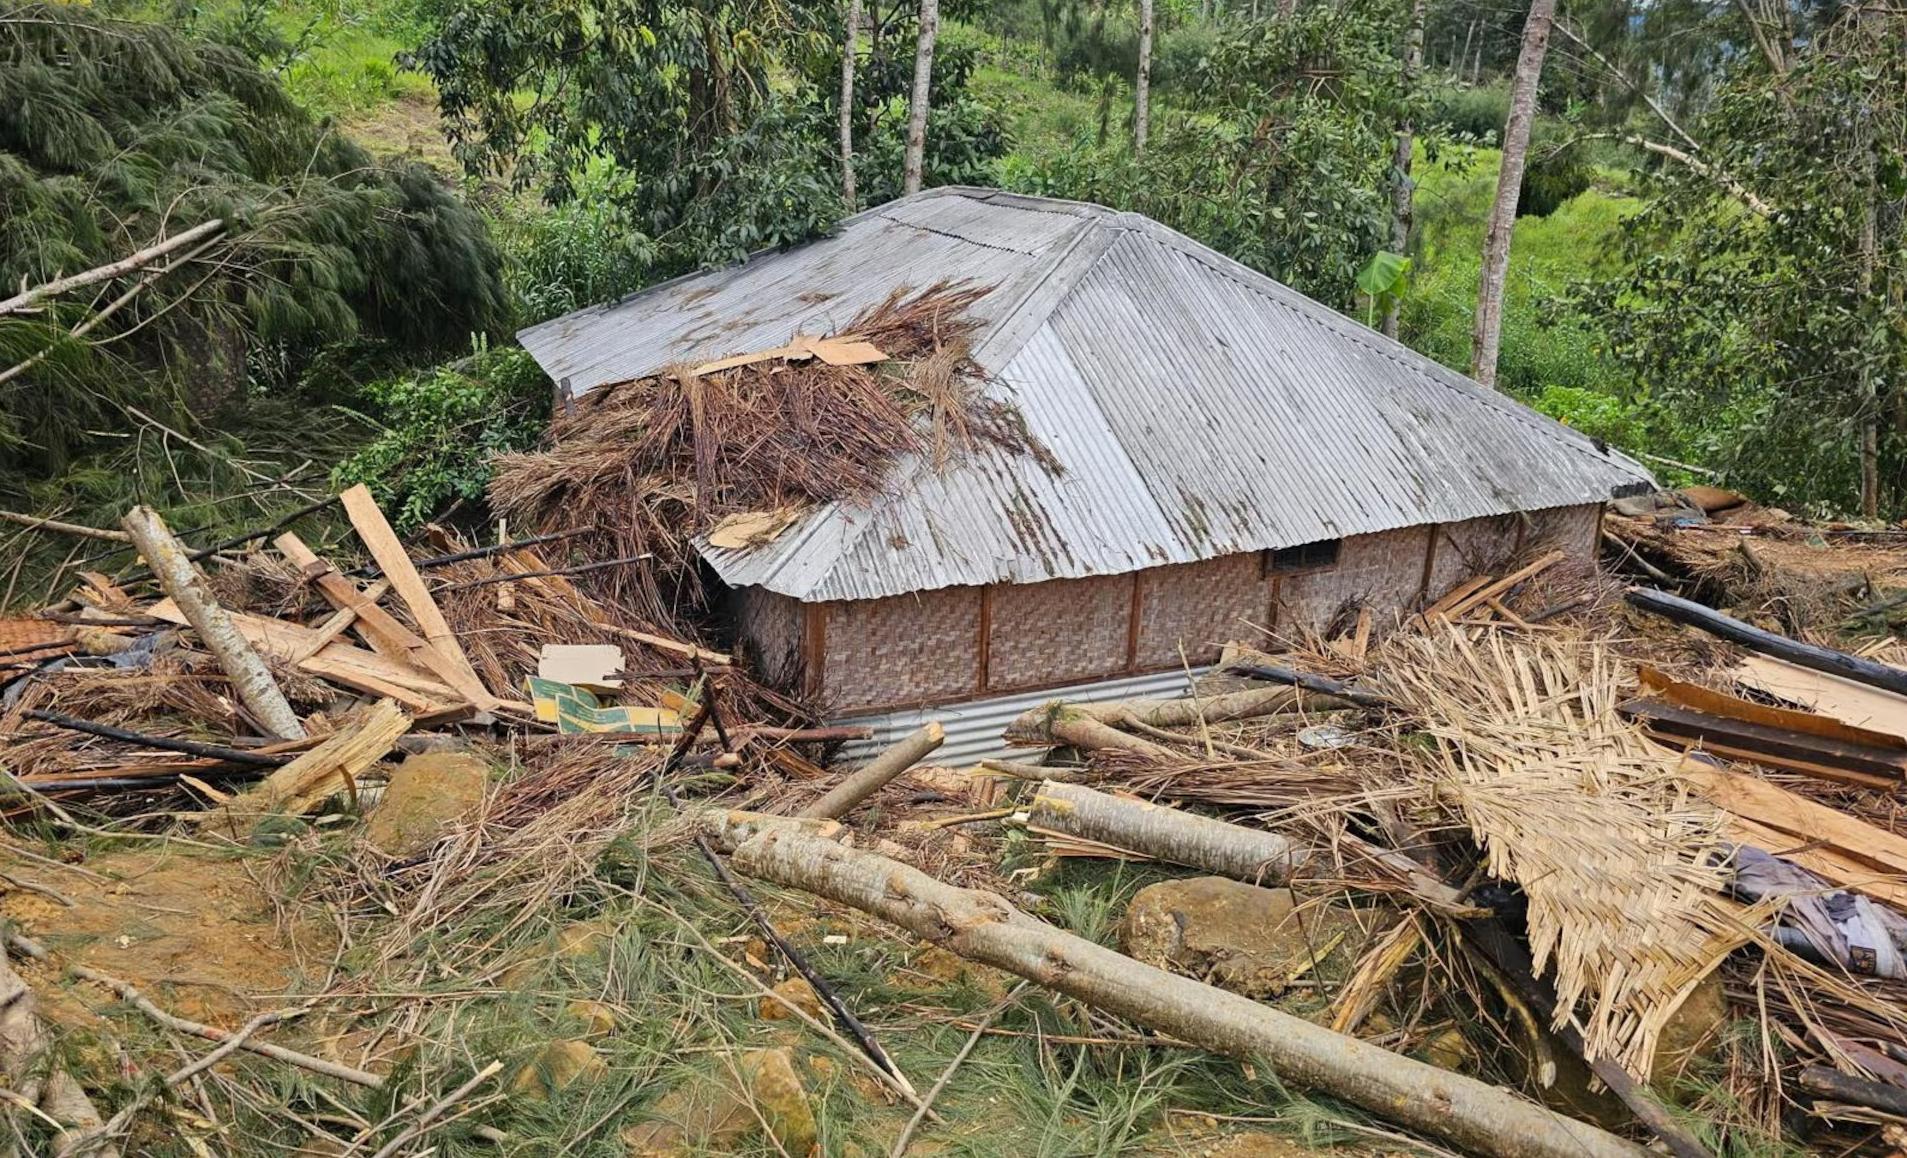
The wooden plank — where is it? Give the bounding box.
[1639,728,1897,790]
[1724,814,1907,909]
[1682,761,1907,875]
[338,485,498,710]
[1442,550,1565,620]
[1424,575,1490,620]
[202,700,411,835]
[276,533,427,664]
[1734,654,1907,740]
[1638,667,1907,751]
[146,599,459,712]
[1622,698,1907,779]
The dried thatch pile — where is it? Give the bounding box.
[490,283,1050,621]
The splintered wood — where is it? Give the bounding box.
[1370,628,1751,1076]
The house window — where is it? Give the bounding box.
[1266,538,1341,575]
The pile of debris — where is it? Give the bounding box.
[5,473,1907,1154]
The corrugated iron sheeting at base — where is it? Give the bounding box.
[519,187,1654,604]
[830,667,1210,767]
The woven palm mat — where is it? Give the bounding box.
[1371,627,1753,1075]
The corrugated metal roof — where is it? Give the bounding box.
[517,187,1654,603]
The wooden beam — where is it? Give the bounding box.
[337,486,499,712]
[975,585,993,693]
[1626,587,1907,699]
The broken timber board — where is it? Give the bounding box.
[1444,550,1565,621]
[201,699,411,836]
[145,599,461,713]
[277,532,439,667]
[338,486,502,712]
[1734,654,1907,740]
[1621,698,1907,781]
[1638,667,1907,751]
[1681,761,1907,876]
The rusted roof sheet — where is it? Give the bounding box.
[518,188,1653,603]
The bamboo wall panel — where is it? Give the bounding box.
[987,574,1131,691]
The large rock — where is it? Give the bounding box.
[365,751,488,857]
[510,1039,608,1100]
[1517,971,1729,1128]
[621,1047,817,1156]
[1121,877,1357,1000]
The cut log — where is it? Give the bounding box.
[1068,685,1338,728]
[122,506,305,740]
[710,819,1649,1158]
[1626,587,1907,699]
[1797,1064,1907,1118]
[1026,781,1308,883]
[799,722,945,819]
[201,699,411,835]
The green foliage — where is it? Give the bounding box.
[405,0,845,281]
[0,1,507,479]
[332,343,549,531]
[1356,249,1410,326]
[1007,0,1417,310]
[1428,81,1508,143]
[1575,7,1907,514]
[1519,130,1591,219]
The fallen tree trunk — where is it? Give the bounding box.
[709,819,1649,1158]
[1026,781,1309,882]
[799,722,945,819]
[1009,685,1339,741]
[1626,587,1907,699]
[122,506,305,740]
[1007,706,1175,759]
[200,699,411,835]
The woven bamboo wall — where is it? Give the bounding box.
[1275,525,1434,641]
[730,586,803,687]
[988,574,1131,691]
[789,503,1603,713]
[1134,553,1268,669]
[820,585,982,711]
[1426,512,1524,603]
[1522,503,1601,556]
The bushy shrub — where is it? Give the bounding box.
[1428,81,1509,143]
[332,344,549,531]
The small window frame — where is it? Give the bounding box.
[1264,538,1342,576]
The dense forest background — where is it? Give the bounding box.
[1,0,1902,604]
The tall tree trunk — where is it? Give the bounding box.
[839,0,860,207]
[1468,0,1556,389]
[1457,19,1475,80]
[1134,0,1153,157]
[1382,0,1426,339]
[902,0,940,196]
[1277,0,1297,17]
[1856,2,1881,517]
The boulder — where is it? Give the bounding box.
[566,999,618,1036]
[1121,877,1358,1000]
[759,976,824,1022]
[510,1039,607,1100]
[1520,971,1729,1128]
[621,1047,817,1156]
[365,752,488,857]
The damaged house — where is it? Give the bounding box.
[518,188,1652,756]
